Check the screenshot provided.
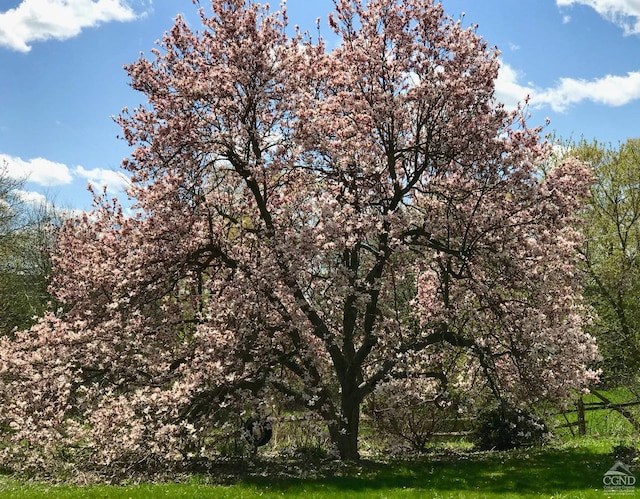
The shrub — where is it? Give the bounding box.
[472,403,550,450]
[365,379,469,454]
[612,441,640,464]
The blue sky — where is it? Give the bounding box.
[1,0,639,211]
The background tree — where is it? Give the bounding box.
[0,165,58,335]
[0,0,598,470]
[573,138,640,388]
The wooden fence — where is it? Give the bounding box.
[558,390,640,436]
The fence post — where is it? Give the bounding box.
[577,397,586,436]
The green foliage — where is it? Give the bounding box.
[572,138,640,387]
[0,165,59,335]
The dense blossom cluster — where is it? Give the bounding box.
[0,0,598,469]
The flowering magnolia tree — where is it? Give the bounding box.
[0,0,599,468]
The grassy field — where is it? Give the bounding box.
[552,388,639,439]
[0,438,630,498]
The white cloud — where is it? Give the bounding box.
[494,62,535,110]
[15,189,47,206]
[494,61,640,112]
[0,154,73,185]
[75,165,130,192]
[535,71,640,111]
[0,0,139,52]
[14,189,80,220]
[557,0,640,35]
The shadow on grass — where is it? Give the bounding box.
[223,446,614,497]
[0,442,620,498]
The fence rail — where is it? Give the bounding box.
[558,391,640,436]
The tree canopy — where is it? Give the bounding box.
[0,166,56,336]
[0,0,598,469]
[575,138,640,387]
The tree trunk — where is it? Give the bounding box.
[329,391,362,460]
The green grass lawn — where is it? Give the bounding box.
[0,438,629,498]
